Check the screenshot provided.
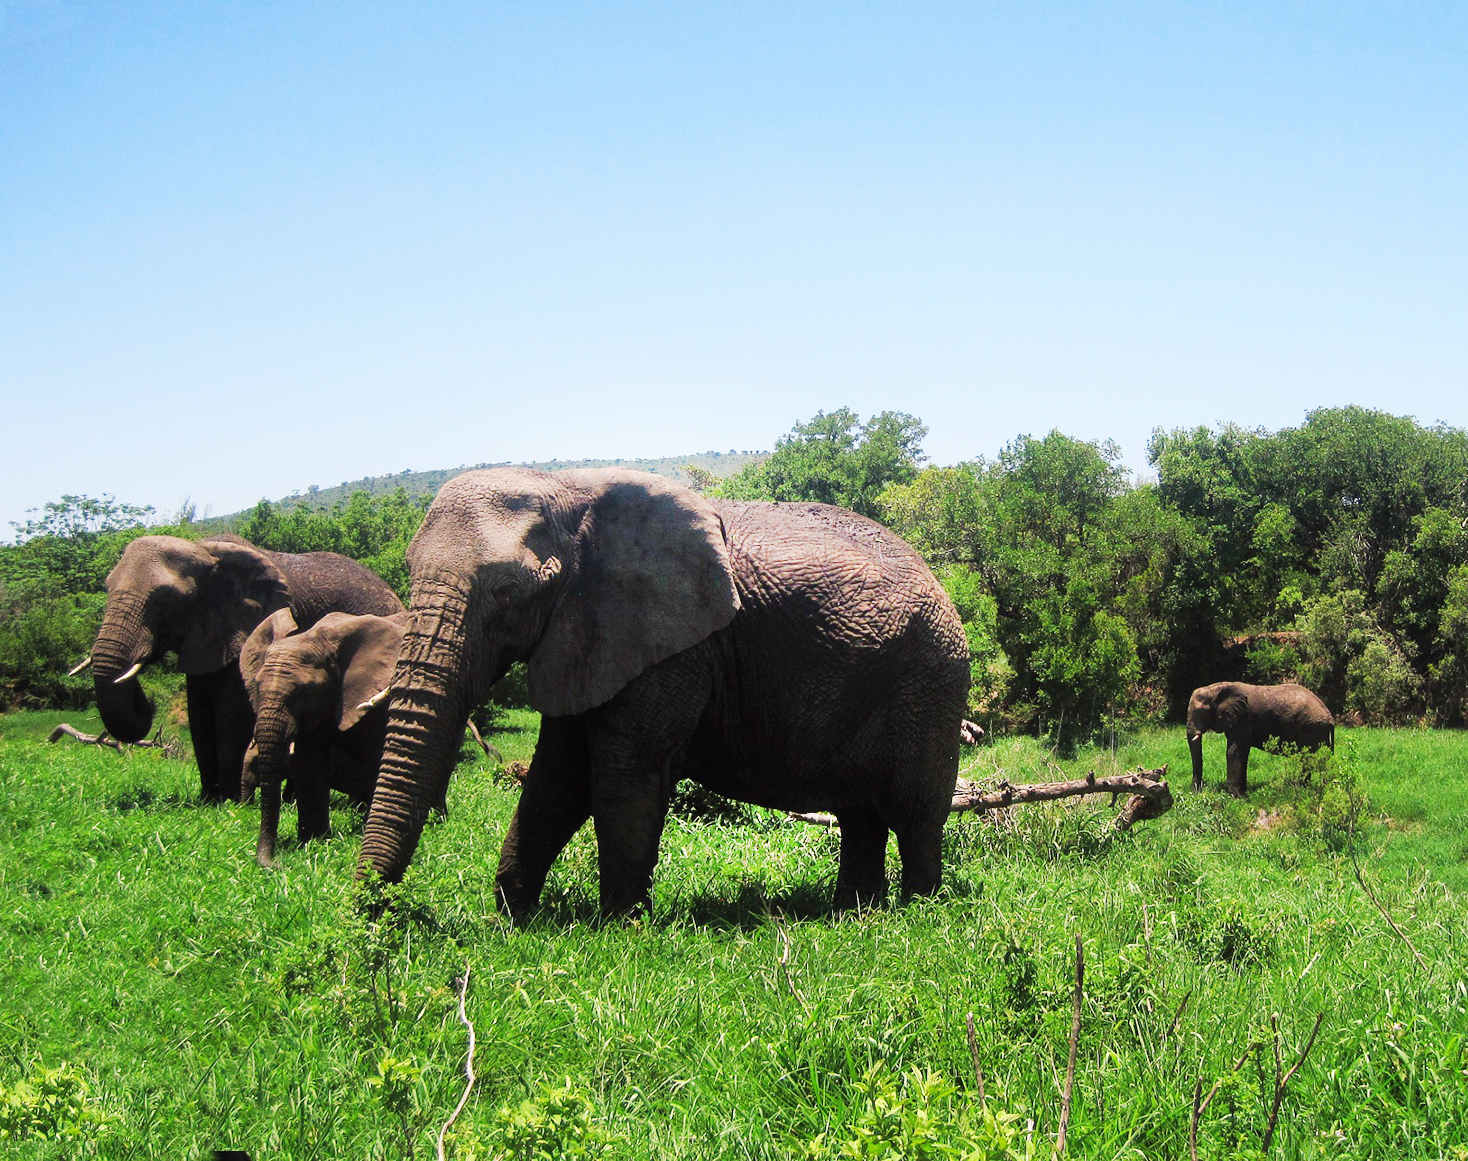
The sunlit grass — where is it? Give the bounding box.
[1,709,1465,1157]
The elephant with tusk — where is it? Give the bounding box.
[357,467,970,919]
[85,534,403,802]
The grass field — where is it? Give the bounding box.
[1,709,1466,1159]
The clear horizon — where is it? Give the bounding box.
[3,2,1464,533]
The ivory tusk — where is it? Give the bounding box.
[114,662,144,684]
[288,741,295,756]
[67,656,93,677]
[357,686,390,712]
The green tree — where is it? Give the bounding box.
[717,408,927,518]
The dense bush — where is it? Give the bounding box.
[5,406,1466,734]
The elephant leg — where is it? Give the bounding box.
[894,809,947,900]
[833,810,888,908]
[186,673,226,803]
[585,656,710,918]
[188,667,255,803]
[294,738,332,844]
[495,716,592,921]
[1226,737,1249,797]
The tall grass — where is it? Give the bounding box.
[0,710,1464,1158]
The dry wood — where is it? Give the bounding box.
[965,1011,987,1111]
[436,964,477,1161]
[47,723,180,757]
[787,766,1173,830]
[1190,1044,1259,1160]
[1261,1011,1324,1152]
[1056,934,1083,1154]
[465,719,503,762]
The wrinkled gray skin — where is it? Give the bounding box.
[89,534,403,802]
[1187,681,1335,797]
[358,467,970,920]
[240,609,409,866]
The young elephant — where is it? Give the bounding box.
[1187,681,1335,797]
[240,609,408,866]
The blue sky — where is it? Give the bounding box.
[2,1,1464,532]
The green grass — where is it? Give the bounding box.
[1,710,1466,1158]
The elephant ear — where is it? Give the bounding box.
[178,539,292,674]
[527,471,740,717]
[1215,688,1249,732]
[240,609,299,709]
[334,612,409,731]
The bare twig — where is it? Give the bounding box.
[1261,1012,1324,1152]
[966,1012,987,1111]
[436,964,477,1161]
[1056,934,1083,1154]
[465,719,503,762]
[772,917,808,1014]
[1162,991,1192,1048]
[1348,844,1429,973]
[1188,1079,1203,1161]
[1190,1044,1259,1158]
[788,767,1173,830]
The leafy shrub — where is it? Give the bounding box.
[0,1061,113,1146]
[463,1081,614,1161]
[805,1064,1034,1161]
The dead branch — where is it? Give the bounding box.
[786,766,1173,830]
[1190,1044,1259,1160]
[465,719,503,762]
[1261,1012,1324,1152]
[960,719,985,744]
[1348,842,1429,973]
[965,1012,987,1111]
[47,723,180,758]
[1056,934,1084,1154]
[1162,991,1192,1048]
[436,964,477,1161]
[47,723,123,750]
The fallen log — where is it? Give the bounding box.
[789,766,1173,830]
[47,723,181,758]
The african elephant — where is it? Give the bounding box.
[240,609,408,866]
[85,534,403,802]
[357,467,970,919]
[1187,681,1335,796]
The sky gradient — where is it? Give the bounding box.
[2,1,1464,532]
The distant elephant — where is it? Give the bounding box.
[357,467,970,919]
[240,609,409,866]
[1187,681,1335,796]
[85,534,403,802]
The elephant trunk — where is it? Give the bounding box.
[1188,732,1204,791]
[91,591,157,743]
[358,575,476,885]
[248,709,297,866]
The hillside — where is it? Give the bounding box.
[249,450,767,516]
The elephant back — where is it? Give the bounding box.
[714,500,968,662]
[269,551,405,629]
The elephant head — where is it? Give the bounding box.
[90,535,290,742]
[358,467,740,884]
[1187,681,1248,791]
[241,609,407,865]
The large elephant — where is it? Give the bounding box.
[1187,681,1335,796]
[86,534,403,802]
[357,467,970,919]
[240,609,408,866]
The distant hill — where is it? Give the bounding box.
[230,450,768,518]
